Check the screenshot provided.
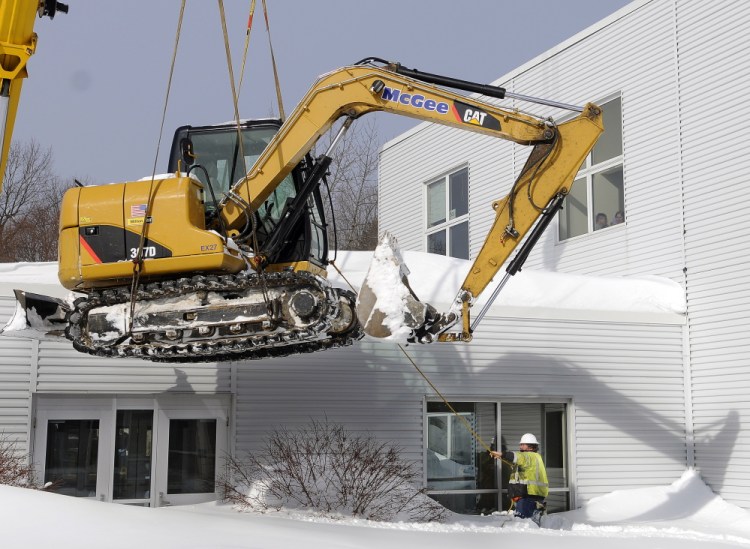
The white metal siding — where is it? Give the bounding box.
[35,340,232,394]
[234,316,686,505]
[378,0,750,507]
[676,0,750,508]
[379,0,685,281]
[0,296,33,453]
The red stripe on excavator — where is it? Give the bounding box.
[79,235,102,264]
[451,103,462,123]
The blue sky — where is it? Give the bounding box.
[15,0,632,183]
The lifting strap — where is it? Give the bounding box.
[125,0,187,336]
[237,0,256,97]
[261,0,285,120]
[237,0,284,120]
[217,0,270,304]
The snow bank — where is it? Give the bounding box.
[545,470,750,538]
[1,470,749,548]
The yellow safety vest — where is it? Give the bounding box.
[511,451,549,498]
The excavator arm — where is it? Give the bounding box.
[218,59,604,342]
[220,60,561,231]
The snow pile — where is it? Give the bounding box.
[355,232,428,342]
[1,469,750,548]
[545,470,750,540]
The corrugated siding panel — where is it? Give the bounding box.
[676,0,750,510]
[512,1,683,280]
[234,316,686,505]
[379,125,516,254]
[0,296,32,452]
[35,340,232,394]
[379,0,685,281]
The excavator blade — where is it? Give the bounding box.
[1,290,70,340]
[357,232,444,342]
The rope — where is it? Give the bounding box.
[237,0,256,97]
[217,0,270,305]
[260,0,285,120]
[328,260,513,467]
[125,0,186,337]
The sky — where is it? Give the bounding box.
[2,469,750,548]
[13,0,632,185]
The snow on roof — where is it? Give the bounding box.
[0,251,685,323]
[0,262,69,299]
[329,250,686,323]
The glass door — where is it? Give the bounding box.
[35,406,114,501]
[153,406,227,506]
[112,410,154,506]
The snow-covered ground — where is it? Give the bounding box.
[2,470,749,548]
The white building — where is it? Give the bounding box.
[377,0,749,510]
[0,0,747,514]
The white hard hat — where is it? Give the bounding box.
[519,433,539,445]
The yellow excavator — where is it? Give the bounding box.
[1,4,603,363]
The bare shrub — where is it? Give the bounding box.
[0,435,37,488]
[221,419,447,522]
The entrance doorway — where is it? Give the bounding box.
[34,395,229,507]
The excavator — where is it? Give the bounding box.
[1,3,604,363]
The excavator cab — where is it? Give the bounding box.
[167,120,330,269]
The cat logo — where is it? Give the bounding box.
[451,101,501,131]
[463,109,488,126]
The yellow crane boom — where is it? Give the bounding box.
[0,0,67,189]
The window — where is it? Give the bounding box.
[425,400,570,515]
[167,419,217,495]
[113,410,153,501]
[45,420,100,497]
[426,402,496,515]
[559,97,624,240]
[426,167,469,259]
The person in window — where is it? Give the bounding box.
[490,433,549,525]
[594,212,608,231]
[611,210,624,225]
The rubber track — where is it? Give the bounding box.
[65,271,363,363]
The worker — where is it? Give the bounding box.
[490,433,549,525]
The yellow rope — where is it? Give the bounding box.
[327,260,512,466]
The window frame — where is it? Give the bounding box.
[424,165,470,259]
[557,93,625,242]
[423,397,574,515]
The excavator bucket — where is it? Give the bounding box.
[1,290,70,340]
[357,232,443,342]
